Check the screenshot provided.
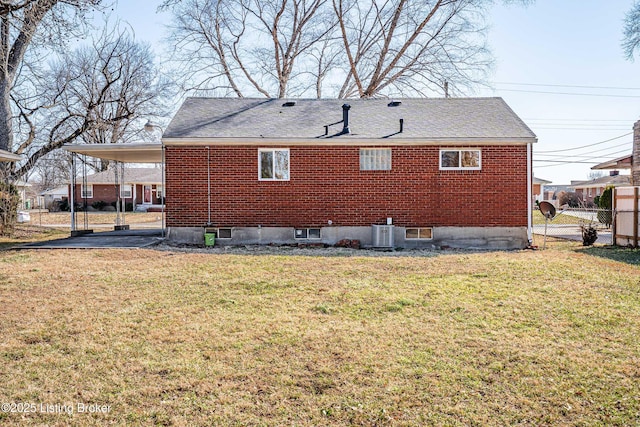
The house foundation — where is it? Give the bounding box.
[166,226,528,250]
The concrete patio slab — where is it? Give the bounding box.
[20,229,164,249]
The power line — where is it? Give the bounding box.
[533,148,633,165]
[534,141,632,158]
[495,81,640,91]
[535,132,632,153]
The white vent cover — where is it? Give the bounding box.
[372,225,394,248]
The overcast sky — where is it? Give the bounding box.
[113,0,640,185]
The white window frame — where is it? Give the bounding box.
[120,184,132,198]
[360,148,392,171]
[80,184,93,198]
[405,227,433,240]
[439,149,481,171]
[295,228,321,239]
[258,148,290,181]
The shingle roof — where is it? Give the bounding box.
[163,97,536,143]
[81,168,161,184]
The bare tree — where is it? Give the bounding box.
[0,0,101,166]
[162,0,337,98]
[333,0,497,98]
[32,149,72,189]
[623,1,640,59]
[8,20,173,179]
[164,0,528,99]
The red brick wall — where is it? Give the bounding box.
[71,184,161,206]
[165,145,529,228]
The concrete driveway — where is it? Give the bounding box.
[20,229,164,249]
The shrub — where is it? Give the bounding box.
[581,223,598,246]
[92,200,107,210]
[0,182,19,236]
[596,186,613,227]
[558,191,581,208]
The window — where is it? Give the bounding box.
[120,184,132,198]
[156,185,163,198]
[405,227,433,240]
[440,149,481,170]
[295,228,321,239]
[360,148,391,171]
[217,228,232,239]
[80,184,93,198]
[259,149,290,180]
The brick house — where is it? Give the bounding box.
[70,167,163,211]
[592,118,640,186]
[162,97,537,249]
[533,176,552,202]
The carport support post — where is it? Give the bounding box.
[70,153,75,232]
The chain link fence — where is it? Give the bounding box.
[532,207,613,245]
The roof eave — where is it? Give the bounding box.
[63,143,163,163]
[0,149,23,162]
[591,155,633,170]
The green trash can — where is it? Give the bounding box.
[204,229,216,247]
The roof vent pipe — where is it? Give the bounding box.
[399,118,404,133]
[342,104,351,134]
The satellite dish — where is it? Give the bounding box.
[538,201,557,250]
[539,201,556,220]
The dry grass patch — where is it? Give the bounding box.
[28,212,161,227]
[0,225,67,249]
[0,243,639,425]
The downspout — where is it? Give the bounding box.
[206,146,211,226]
[162,144,165,238]
[527,142,533,245]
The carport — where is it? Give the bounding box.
[50,142,166,247]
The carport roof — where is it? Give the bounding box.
[63,143,162,163]
[0,148,22,162]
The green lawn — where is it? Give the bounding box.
[0,241,639,425]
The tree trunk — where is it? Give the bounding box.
[0,78,13,154]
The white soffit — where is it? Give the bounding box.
[63,143,163,163]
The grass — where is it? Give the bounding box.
[0,225,68,249]
[0,241,639,425]
[27,211,161,227]
[532,209,601,226]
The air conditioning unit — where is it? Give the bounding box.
[372,225,394,248]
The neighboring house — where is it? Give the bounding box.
[541,185,574,206]
[571,172,631,205]
[39,186,69,210]
[162,97,537,249]
[533,176,552,202]
[70,167,163,211]
[592,118,640,186]
[14,180,32,210]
